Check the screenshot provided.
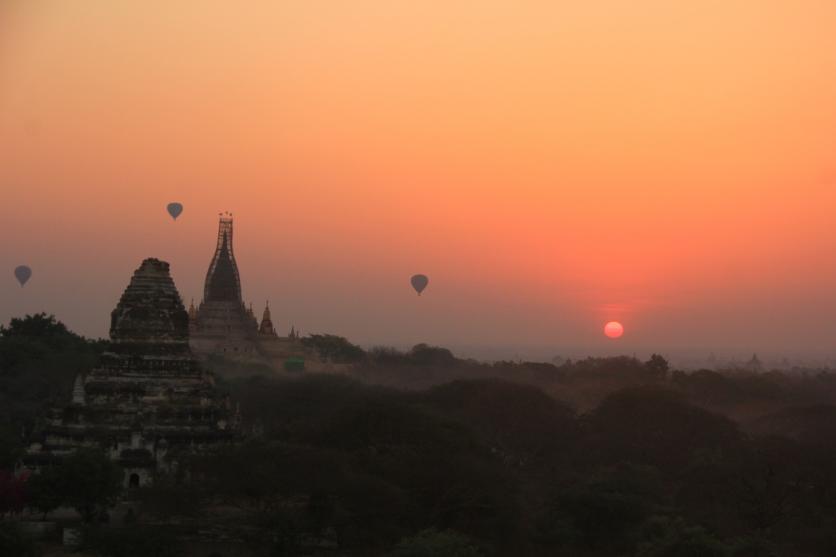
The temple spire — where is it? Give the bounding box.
[203,212,242,303]
[259,300,277,337]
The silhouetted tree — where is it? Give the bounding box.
[302,334,366,363]
[59,449,123,522]
[0,470,26,518]
[26,465,63,520]
[0,521,37,557]
[646,354,670,381]
[409,344,457,367]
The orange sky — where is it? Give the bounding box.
[2,1,836,361]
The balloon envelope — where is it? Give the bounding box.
[14,265,32,286]
[166,202,184,220]
[410,274,429,295]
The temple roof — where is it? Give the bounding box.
[109,258,190,355]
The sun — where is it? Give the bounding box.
[604,321,624,339]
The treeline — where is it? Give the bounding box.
[0,314,106,470]
[147,370,836,556]
[3,318,836,555]
[303,335,836,421]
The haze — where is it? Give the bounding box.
[2,1,836,361]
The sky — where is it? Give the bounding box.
[2,1,836,362]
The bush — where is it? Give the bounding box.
[387,528,482,557]
[82,525,182,557]
[0,521,37,557]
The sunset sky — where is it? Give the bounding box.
[2,1,836,361]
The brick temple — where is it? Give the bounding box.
[25,258,238,487]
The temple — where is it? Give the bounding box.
[189,213,315,370]
[204,213,243,303]
[189,213,260,359]
[25,258,237,487]
[258,302,277,337]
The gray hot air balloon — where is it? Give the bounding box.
[14,265,32,287]
[166,202,184,220]
[410,274,429,296]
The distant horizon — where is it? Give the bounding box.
[5,304,836,371]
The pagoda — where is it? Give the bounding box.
[258,302,278,337]
[26,259,237,487]
[189,213,327,372]
[190,213,261,359]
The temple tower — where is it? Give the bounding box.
[259,302,278,337]
[27,259,236,487]
[191,214,260,359]
[204,213,242,303]
[189,213,319,371]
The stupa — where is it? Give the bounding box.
[26,258,237,487]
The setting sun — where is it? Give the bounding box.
[604,321,624,339]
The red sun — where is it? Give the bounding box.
[604,321,624,339]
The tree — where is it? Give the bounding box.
[0,313,73,340]
[0,314,104,433]
[585,387,741,470]
[81,525,182,557]
[646,354,670,381]
[302,334,366,363]
[0,423,22,470]
[637,516,731,557]
[409,344,457,367]
[0,521,37,557]
[59,449,123,522]
[26,466,64,520]
[387,529,482,557]
[538,465,665,553]
[134,481,205,520]
[0,470,27,518]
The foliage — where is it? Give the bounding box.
[0,423,23,471]
[645,354,670,380]
[1,313,75,340]
[59,449,123,522]
[25,465,63,520]
[7,315,836,554]
[0,470,27,517]
[409,344,457,367]
[387,528,482,557]
[81,525,182,557]
[133,481,206,520]
[536,464,665,553]
[0,314,103,432]
[0,521,38,557]
[637,516,731,557]
[302,334,366,363]
[584,387,741,470]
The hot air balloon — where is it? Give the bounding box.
[410,274,429,296]
[14,265,32,287]
[166,202,184,220]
